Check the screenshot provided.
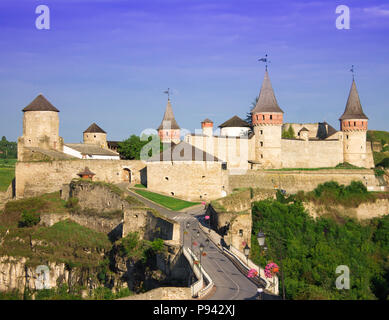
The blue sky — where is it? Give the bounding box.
[0,0,388,142]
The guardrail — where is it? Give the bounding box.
[197,219,278,295]
[183,247,214,298]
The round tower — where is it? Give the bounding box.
[83,123,108,149]
[158,99,181,144]
[339,79,369,167]
[201,118,213,137]
[19,94,63,155]
[251,70,284,168]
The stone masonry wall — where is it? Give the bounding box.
[281,139,344,168]
[15,159,146,198]
[147,161,226,201]
[228,169,378,194]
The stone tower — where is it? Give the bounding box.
[339,79,370,168]
[83,123,108,149]
[18,94,63,159]
[201,118,213,137]
[158,99,181,144]
[251,70,284,168]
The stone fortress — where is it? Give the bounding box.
[13,69,382,202]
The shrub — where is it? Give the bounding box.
[18,210,40,227]
[65,197,80,212]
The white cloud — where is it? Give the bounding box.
[363,6,389,17]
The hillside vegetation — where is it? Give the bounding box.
[367,130,389,167]
[0,189,166,300]
[250,182,389,300]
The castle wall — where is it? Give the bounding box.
[185,135,252,170]
[146,161,227,201]
[15,160,146,198]
[228,169,377,194]
[281,139,344,168]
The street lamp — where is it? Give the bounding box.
[257,288,264,300]
[257,231,265,247]
[244,243,250,266]
[256,231,286,300]
[199,243,205,279]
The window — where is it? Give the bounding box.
[165,176,169,181]
[262,115,265,120]
[222,162,227,170]
[260,141,263,147]
[202,175,205,178]
[239,229,243,237]
[346,135,349,139]
[261,154,263,159]
[270,115,273,120]
[166,132,168,136]
[94,135,96,138]
[260,130,263,135]
[354,121,356,126]
[256,115,258,120]
[171,192,175,196]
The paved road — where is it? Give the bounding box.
[119,185,259,300]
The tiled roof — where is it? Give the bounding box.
[252,70,284,114]
[84,123,106,134]
[147,141,220,162]
[219,115,251,128]
[339,79,368,120]
[158,100,180,130]
[23,94,59,112]
[65,143,119,156]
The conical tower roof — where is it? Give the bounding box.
[158,99,180,130]
[339,79,368,120]
[22,94,59,112]
[83,123,106,134]
[252,70,284,114]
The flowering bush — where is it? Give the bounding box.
[202,252,207,257]
[264,262,279,278]
[247,269,258,278]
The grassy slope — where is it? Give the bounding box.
[132,189,199,211]
[0,159,16,192]
[368,130,389,166]
[0,192,111,267]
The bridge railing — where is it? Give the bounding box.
[182,247,214,298]
[197,219,278,295]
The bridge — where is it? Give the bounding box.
[121,185,280,300]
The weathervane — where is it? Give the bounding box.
[350,65,355,79]
[164,88,172,100]
[258,54,270,71]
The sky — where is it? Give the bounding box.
[0,0,388,142]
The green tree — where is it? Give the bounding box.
[0,136,17,159]
[118,135,162,160]
[245,96,259,125]
[282,125,295,139]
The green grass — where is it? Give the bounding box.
[0,158,16,192]
[0,159,17,168]
[266,163,366,172]
[134,184,146,188]
[0,167,14,191]
[132,189,199,211]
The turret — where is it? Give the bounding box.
[201,118,213,137]
[339,79,369,167]
[158,99,181,144]
[251,70,284,168]
[83,123,108,149]
[18,94,63,160]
